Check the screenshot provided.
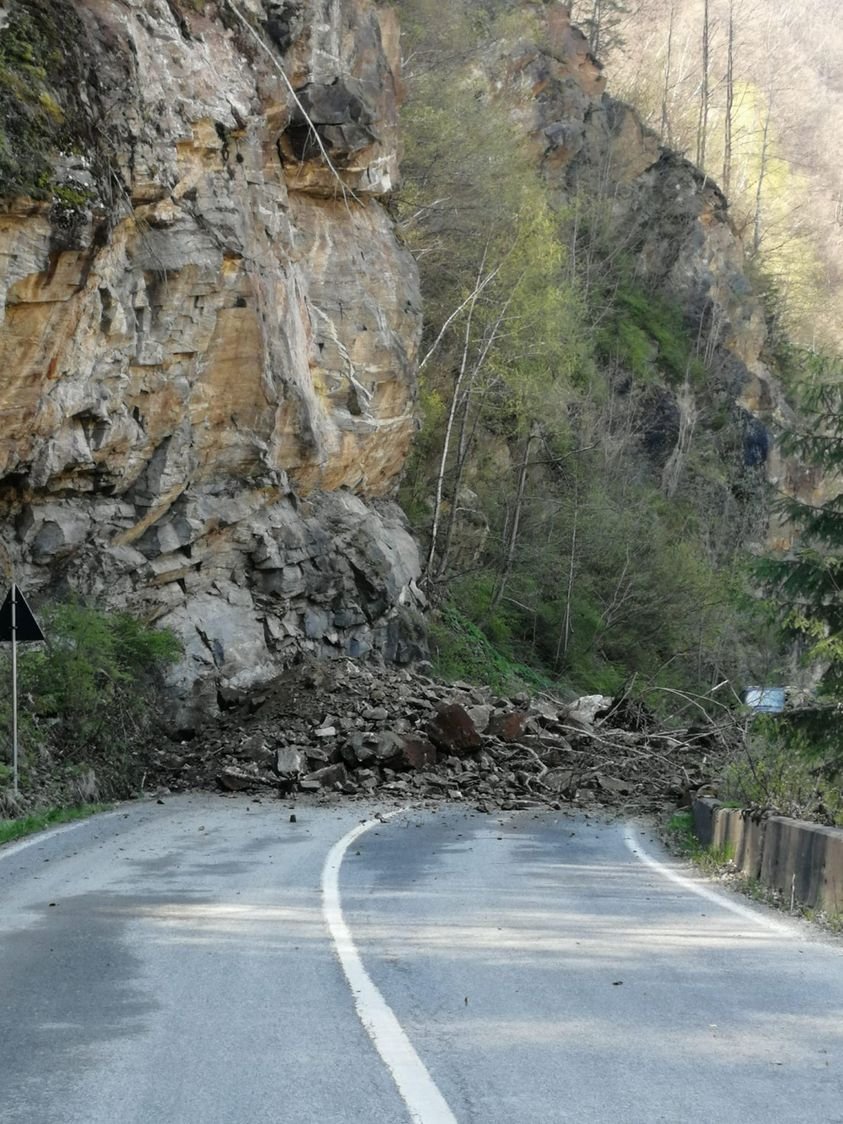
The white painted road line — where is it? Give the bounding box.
[322,811,459,1124]
[623,825,797,937]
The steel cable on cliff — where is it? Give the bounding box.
[220,0,361,211]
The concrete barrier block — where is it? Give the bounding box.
[692,797,721,846]
[691,799,843,915]
[760,816,843,913]
[819,829,843,914]
[735,815,766,881]
[712,807,741,853]
[712,808,766,879]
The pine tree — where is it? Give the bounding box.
[755,365,843,755]
[574,0,632,58]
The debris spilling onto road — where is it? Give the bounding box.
[149,660,725,813]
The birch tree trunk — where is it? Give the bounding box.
[722,0,735,197]
[660,1,675,145]
[556,476,580,667]
[753,97,773,257]
[488,425,540,614]
[696,0,710,171]
[424,254,490,581]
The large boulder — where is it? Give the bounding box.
[427,704,482,756]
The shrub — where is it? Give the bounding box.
[597,285,706,385]
[429,597,555,694]
[0,601,181,768]
[722,719,843,826]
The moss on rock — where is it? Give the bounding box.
[0,0,91,199]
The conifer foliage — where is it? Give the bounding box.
[755,367,843,753]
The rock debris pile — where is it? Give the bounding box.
[151,660,722,812]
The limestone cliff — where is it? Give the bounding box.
[0,0,423,727]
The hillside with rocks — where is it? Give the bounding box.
[0,1,832,821]
[391,0,828,714]
[575,0,843,353]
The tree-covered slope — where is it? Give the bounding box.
[394,0,795,698]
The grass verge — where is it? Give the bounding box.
[0,802,112,847]
[663,810,843,937]
[663,809,734,872]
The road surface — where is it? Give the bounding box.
[1,795,841,1123]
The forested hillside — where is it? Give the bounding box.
[572,0,843,350]
[393,0,814,702]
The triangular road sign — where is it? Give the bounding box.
[0,585,45,643]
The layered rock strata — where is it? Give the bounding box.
[0,0,422,725]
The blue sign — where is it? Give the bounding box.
[744,686,785,714]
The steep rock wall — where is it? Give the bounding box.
[487,0,815,508]
[0,0,422,727]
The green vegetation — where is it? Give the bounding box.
[0,802,112,847]
[722,720,843,826]
[592,3,841,351]
[753,365,843,767]
[51,182,92,208]
[430,596,557,694]
[597,286,707,387]
[0,602,181,807]
[395,0,779,708]
[665,809,735,871]
[665,809,698,849]
[0,0,85,198]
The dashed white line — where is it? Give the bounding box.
[623,824,796,937]
[322,811,459,1124]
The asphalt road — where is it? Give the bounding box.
[1,795,842,1123]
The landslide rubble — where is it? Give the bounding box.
[149,660,725,812]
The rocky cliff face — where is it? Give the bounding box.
[0,0,424,727]
[486,1,811,505]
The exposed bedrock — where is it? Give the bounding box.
[494,1,819,507]
[0,0,422,726]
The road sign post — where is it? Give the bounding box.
[0,585,45,796]
[11,585,17,795]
